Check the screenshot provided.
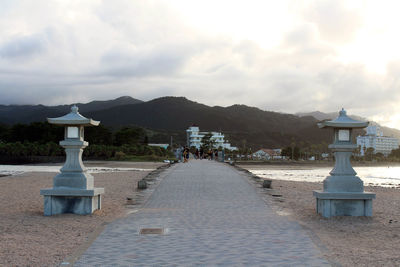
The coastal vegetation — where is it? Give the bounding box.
[0,122,174,163]
[389,148,400,159]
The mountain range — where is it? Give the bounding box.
[0,96,142,125]
[1,96,399,149]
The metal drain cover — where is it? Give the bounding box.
[140,228,164,235]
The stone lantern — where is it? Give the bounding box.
[313,108,375,217]
[40,105,104,215]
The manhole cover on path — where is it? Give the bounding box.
[139,228,164,235]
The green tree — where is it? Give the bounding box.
[389,148,400,159]
[0,124,10,143]
[6,122,62,144]
[201,133,214,151]
[85,125,113,145]
[281,146,300,160]
[114,127,146,146]
[365,147,375,161]
[375,152,385,161]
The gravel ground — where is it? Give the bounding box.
[0,162,165,267]
[239,166,400,267]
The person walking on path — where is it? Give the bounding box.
[74,160,330,266]
[185,147,190,162]
[182,147,188,163]
[208,149,212,160]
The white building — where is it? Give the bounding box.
[252,149,282,160]
[357,125,399,156]
[186,126,238,150]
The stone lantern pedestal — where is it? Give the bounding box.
[313,109,375,218]
[40,106,104,216]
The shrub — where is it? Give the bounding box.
[114,151,127,160]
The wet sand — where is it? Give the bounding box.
[0,162,166,266]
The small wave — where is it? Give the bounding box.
[246,166,400,187]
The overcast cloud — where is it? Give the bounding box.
[1,0,400,128]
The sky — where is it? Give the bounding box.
[1,0,400,128]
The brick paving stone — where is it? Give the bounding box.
[74,160,330,266]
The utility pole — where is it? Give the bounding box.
[291,139,295,160]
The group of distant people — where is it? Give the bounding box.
[181,146,220,162]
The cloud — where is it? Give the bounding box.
[0,0,399,128]
[99,44,195,78]
[0,34,47,59]
[301,0,364,43]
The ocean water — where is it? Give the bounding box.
[248,166,400,188]
[0,164,155,176]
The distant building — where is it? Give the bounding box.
[357,125,399,156]
[252,149,282,160]
[186,126,238,150]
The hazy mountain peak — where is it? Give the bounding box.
[296,111,367,122]
[296,111,400,139]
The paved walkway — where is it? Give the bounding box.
[74,160,330,266]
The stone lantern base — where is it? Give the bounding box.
[40,188,104,216]
[313,191,375,218]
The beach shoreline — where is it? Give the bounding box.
[235,160,400,168]
[238,162,400,188]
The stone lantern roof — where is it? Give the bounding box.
[47,105,100,126]
[318,108,368,129]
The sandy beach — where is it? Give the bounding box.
[2,161,400,266]
[238,163,400,267]
[0,162,166,266]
